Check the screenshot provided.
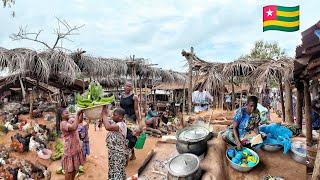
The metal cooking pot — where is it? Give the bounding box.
[167,153,202,180]
[176,125,212,156]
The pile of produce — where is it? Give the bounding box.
[51,140,64,161]
[76,82,115,108]
[227,148,259,168]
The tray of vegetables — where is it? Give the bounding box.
[76,82,115,119]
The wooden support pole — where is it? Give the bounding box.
[231,76,235,110]
[311,137,320,180]
[296,81,304,130]
[285,80,294,124]
[304,79,312,146]
[139,77,142,114]
[187,47,194,114]
[279,77,286,122]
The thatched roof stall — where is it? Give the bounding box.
[294,20,320,178]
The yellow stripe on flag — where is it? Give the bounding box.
[277,10,299,17]
[263,20,299,28]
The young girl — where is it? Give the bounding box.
[101,106,128,180]
[77,116,90,160]
[60,109,85,180]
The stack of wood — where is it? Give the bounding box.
[145,127,166,138]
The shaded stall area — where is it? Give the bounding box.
[294,20,320,178]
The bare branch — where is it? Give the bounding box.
[10,18,85,51]
[52,17,85,49]
[10,26,52,49]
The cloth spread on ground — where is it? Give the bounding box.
[259,123,292,154]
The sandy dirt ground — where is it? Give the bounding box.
[0,109,306,180]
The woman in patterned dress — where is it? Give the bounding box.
[101,106,128,180]
[60,109,85,180]
[221,96,261,150]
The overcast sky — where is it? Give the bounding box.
[0,0,319,72]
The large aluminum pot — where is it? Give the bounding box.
[167,153,202,180]
[176,125,212,156]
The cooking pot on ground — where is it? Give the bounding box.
[167,153,202,180]
[176,125,212,156]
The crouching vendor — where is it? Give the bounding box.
[221,96,262,150]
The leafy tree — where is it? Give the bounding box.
[240,40,287,60]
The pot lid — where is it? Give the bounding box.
[168,153,199,177]
[178,126,210,142]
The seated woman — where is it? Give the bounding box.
[221,96,261,149]
[145,105,159,129]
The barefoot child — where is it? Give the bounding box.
[77,116,90,160]
[101,106,128,180]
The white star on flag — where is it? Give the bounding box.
[266,9,273,16]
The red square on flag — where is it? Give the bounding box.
[263,5,277,21]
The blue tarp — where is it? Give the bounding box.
[259,123,293,154]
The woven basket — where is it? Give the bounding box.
[83,106,104,120]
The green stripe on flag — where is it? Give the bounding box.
[263,25,299,32]
[277,6,299,12]
[277,16,299,22]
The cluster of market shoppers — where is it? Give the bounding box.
[60,81,142,180]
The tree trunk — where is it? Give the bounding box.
[284,80,294,124]
[279,77,285,122]
[19,76,26,102]
[311,137,320,180]
[231,76,235,110]
[296,81,304,129]
[304,79,312,146]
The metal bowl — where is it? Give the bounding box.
[290,150,306,165]
[290,141,306,165]
[226,148,260,172]
[262,144,282,152]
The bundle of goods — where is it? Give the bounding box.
[76,82,115,120]
[226,147,259,172]
[76,82,115,108]
[51,140,64,161]
[3,158,50,180]
[10,133,32,153]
